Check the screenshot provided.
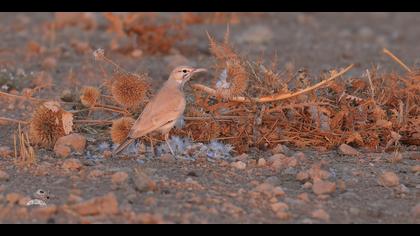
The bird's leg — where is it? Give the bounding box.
[164,133,175,156]
[149,136,155,157]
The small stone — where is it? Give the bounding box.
[276,211,291,220]
[132,167,157,192]
[271,160,283,170]
[111,171,129,185]
[42,57,57,70]
[271,202,289,213]
[271,144,290,155]
[54,145,71,158]
[297,193,310,203]
[234,153,248,161]
[337,179,346,192]
[268,153,287,163]
[55,134,87,154]
[102,150,112,159]
[396,184,410,194]
[339,144,361,156]
[303,182,313,189]
[62,158,83,171]
[412,203,420,218]
[71,193,119,216]
[231,161,246,170]
[6,193,23,204]
[159,154,174,162]
[31,205,58,220]
[257,158,266,167]
[0,146,12,158]
[311,209,330,221]
[0,170,10,181]
[293,152,306,162]
[296,171,310,182]
[131,49,143,58]
[378,171,399,187]
[411,165,420,174]
[349,207,360,215]
[272,186,286,197]
[88,170,104,179]
[255,183,274,195]
[312,180,336,195]
[60,89,74,102]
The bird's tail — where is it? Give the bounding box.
[112,138,135,156]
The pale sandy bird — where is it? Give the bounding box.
[113,66,207,156]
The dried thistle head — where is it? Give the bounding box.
[111,117,135,144]
[207,31,249,98]
[29,101,73,148]
[80,86,101,107]
[111,72,150,109]
[215,59,248,99]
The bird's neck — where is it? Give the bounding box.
[167,77,185,91]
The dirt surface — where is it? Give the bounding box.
[0,12,419,224]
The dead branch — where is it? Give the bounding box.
[192,64,354,103]
[0,117,29,125]
[383,48,412,73]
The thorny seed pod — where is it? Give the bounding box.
[29,101,73,148]
[80,86,101,107]
[111,72,150,109]
[111,117,135,144]
[215,60,248,99]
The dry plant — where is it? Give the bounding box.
[13,124,36,167]
[111,117,135,144]
[29,101,73,148]
[103,13,186,54]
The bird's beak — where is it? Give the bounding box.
[184,68,207,82]
[192,68,207,75]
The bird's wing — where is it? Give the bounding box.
[129,85,185,138]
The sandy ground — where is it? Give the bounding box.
[0,12,419,223]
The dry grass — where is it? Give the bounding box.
[13,124,36,167]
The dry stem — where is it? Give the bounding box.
[192,64,354,103]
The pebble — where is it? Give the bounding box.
[297,193,310,203]
[271,202,289,213]
[378,171,399,187]
[339,144,361,156]
[0,146,12,158]
[132,167,157,192]
[411,165,420,174]
[234,153,249,161]
[412,203,420,218]
[231,161,246,170]
[312,180,336,195]
[42,57,57,70]
[62,158,83,172]
[257,158,266,167]
[71,193,119,216]
[311,209,330,221]
[111,171,129,185]
[302,182,312,189]
[54,134,87,158]
[296,171,310,182]
[88,170,104,179]
[0,170,10,181]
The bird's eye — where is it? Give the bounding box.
[39,190,44,194]
[182,69,187,73]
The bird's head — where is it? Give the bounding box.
[169,66,207,87]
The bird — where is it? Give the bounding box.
[112,66,207,156]
[26,189,52,207]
